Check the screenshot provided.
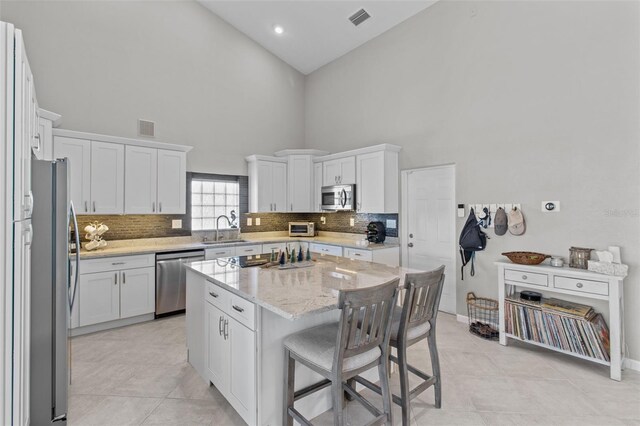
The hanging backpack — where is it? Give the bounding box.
[459,208,488,279]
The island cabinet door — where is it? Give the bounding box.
[206,302,229,390]
[228,318,256,425]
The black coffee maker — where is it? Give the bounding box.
[366,221,386,244]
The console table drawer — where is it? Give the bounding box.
[554,276,608,296]
[504,269,548,287]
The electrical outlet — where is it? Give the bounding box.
[247,218,252,226]
[386,219,397,229]
[350,217,355,227]
[321,216,326,225]
[255,218,261,226]
[171,220,182,229]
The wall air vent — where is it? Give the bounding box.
[138,119,155,137]
[349,8,371,26]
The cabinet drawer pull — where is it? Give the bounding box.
[215,252,226,255]
[354,253,361,256]
[243,249,254,252]
[209,291,219,298]
[522,275,528,280]
[111,262,125,265]
[576,282,584,288]
[232,305,245,313]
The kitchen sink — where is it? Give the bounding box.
[201,239,247,245]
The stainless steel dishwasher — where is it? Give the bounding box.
[156,249,205,317]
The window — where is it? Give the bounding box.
[191,179,239,231]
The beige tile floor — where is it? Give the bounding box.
[68,313,640,426]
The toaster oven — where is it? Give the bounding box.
[288,222,315,237]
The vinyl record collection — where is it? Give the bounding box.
[505,293,610,362]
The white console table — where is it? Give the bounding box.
[496,261,624,381]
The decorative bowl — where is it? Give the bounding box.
[502,251,550,265]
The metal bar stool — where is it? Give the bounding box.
[283,278,400,426]
[354,266,445,425]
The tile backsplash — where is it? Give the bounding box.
[79,211,398,241]
[240,211,399,237]
[77,214,190,241]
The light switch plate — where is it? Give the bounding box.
[255,218,261,226]
[386,219,397,229]
[457,204,465,218]
[247,218,252,226]
[171,220,182,229]
[350,217,355,227]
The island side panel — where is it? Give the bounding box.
[258,306,340,425]
[186,269,207,382]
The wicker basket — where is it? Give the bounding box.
[466,292,499,340]
[502,251,550,265]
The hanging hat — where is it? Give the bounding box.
[508,207,526,236]
[494,207,508,236]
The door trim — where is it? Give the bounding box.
[400,163,457,305]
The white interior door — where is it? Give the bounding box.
[402,165,456,314]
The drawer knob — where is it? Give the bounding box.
[522,275,528,280]
[576,282,584,288]
[232,305,245,313]
[209,291,218,298]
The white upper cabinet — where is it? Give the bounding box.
[356,150,399,213]
[125,146,157,214]
[54,136,92,214]
[90,141,125,214]
[54,129,191,215]
[157,149,187,214]
[313,162,323,212]
[247,156,287,213]
[287,155,313,212]
[322,156,355,186]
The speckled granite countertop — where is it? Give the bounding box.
[77,232,400,259]
[185,255,425,319]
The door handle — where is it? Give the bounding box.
[93,201,96,212]
[84,201,88,212]
[152,202,155,213]
[122,272,125,284]
[114,273,118,285]
[224,319,229,340]
[159,202,162,212]
[407,242,414,248]
[219,316,224,336]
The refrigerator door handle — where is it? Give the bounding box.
[69,201,80,311]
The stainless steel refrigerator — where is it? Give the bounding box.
[30,158,80,424]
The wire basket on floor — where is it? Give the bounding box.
[466,292,499,340]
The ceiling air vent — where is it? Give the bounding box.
[349,8,371,27]
[138,119,155,137]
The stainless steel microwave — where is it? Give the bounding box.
[321,184,356,211]
[289,222,315,237]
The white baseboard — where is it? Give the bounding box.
[456,314,468,324]
[624,357,640,372]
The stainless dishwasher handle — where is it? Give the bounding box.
[232,305,244,313]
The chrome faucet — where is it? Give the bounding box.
[215,215,233,242]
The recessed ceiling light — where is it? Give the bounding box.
[273,25,284,35]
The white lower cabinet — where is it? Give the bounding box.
[120,267,155,318]
[309,242,343,257]
[79,271,120,326]
[205,283,256,426]
[78,255,155,327]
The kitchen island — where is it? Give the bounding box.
[185,254,429,425]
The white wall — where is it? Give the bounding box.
[0,0,305,175]
[305,1,640,360]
